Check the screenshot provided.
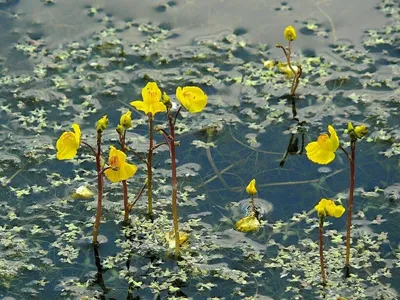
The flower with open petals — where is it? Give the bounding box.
[284,25,297,41]
[56,124,81,160]
[104,146,138,183]
[306,125,339,164]
[246,179,257,195]
[315,198,345,218]
[130,82,167,117]
[176,86,207,113]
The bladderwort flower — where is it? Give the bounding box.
[56,123,81,160]
[284,25,297,41]
[306,125,339,164]
[246,179,257,195]
[315,198,345,286]
[130,82,167,117]
[104,146,138,183]
[176,86,208,113]
[315,198,345,218]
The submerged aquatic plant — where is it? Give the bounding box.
[306,122,368,277]
[276,25,302,96]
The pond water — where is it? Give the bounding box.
[0,0,399,299]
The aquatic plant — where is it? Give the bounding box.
[158,85,208,257]
[276,25,302,96]
[56,116,137,243]
[314,198,345,285]
[236,179,261,232]
[131,82,167,216]
[306,123,368,276]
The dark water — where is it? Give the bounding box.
[0,0,399,299]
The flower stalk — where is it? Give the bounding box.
[319,216,327,286]
[344,139,356,277]
[93,130,104,244]
[147,113,154,216]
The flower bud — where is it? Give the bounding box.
[120,111,132,129]
[354,125,368,138]
[246,179,257,195]
[284,26,297,41]
[96,115,108,132]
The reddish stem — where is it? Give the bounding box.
[93,132,104,244]
[120,129,130,223]
[147,114,154,216]
[345,140,356,276]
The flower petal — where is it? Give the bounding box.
[328,125,339,151]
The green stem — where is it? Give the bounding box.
[93,131,103,244]
[319,217,327,286]
[345,140,356,277]
[147,114,154,216]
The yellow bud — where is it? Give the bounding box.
[347,122,354,132]
[162,91,171,105]
[284,25,297,41]
[116,124,124,135]
[246,179,257,195]
[96,115,108,132]
[354,125,368,138]
[120,110,132,129]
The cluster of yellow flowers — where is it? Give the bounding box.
[55,82,208,184]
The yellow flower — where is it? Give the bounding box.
[104,146,138,183]
[120,110,132,129]
[354,125,368,138]
[130,82,167,117]
[96,115,108,132]
[284,25,297,41]
[277,62,298,77]
[236,215,261,232]
[315,198,345,218]
[56,123,81,160]
[176,86,208,113]
[306,125,339,164]
[71,186,94,199]
[246,179,257,195]
[165,231,190,250]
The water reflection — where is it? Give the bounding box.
[279,96,306,167]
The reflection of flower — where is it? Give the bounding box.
[165,231,189,249]
[176,86,208,113]
[246,179,257,195]
[104,146,137,183]
[306,125,339,164]
[315,198,345,218]
[130,82,166,117]
[56,124,81,160]
[236,215,261,232]
[120,111,132,129]
[284,25,297,41]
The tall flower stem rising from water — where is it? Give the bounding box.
[276,25,302,96]
[92,115,108,244]
[318,216,327,286]
[130,82,167,216]
[343,122,367,277]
